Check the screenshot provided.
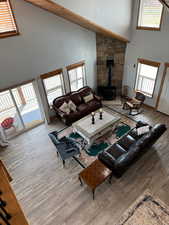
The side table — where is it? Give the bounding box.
[79,160,112,200]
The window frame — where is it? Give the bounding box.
[136,0,164,31]
[134,58,160,98]
[40,69,65,107]
[156,62,169,109]
[0,0,19,38]
[67,61,87,92]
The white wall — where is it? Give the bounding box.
[0,0,97,91]
[123,0,169,107]
[52,0,133,40]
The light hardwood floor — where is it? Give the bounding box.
[0,106,169,225]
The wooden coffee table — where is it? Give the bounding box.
[79,159,112,200]
[73,109,120,148]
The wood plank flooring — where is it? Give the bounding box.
[0,106,169,225]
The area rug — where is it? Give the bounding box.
[57,108,136,168]
[104,104,144,122]
[57,125,116,167]
[103,97,122,106]
[116,191,169,225]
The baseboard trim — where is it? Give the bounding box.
[143,103,155,110]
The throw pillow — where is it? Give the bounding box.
[68,100,77,112]
[137,125,150,136]
[83,93,94,103]
[59,102,70,115]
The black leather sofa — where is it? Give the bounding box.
[98,122,167,178]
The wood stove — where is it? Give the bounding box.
[98,59,117,100]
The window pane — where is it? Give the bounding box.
[137,76,155,95]
[0,90,24,138]
[77,67,83,78]
[44,76,61,90]
[70,82,77,92]
[135,61,159,97]
[140,64,158,79]
[69,70,77,82]
[21,83,36,102]
[47,88,62,105]
[77,79,83,89]
[12,83,43,129]
[68,64,86,92]
[138,0,163,28]
[43,74,64,105]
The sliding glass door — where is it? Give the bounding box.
[11,82,43,129]
[0,81,44,139]
[0,90,24,138]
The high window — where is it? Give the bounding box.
[135,59,160,97]
[0,0,19,38]
[67,62,86,92]
[41,69,65,106]
[137,0,164,30]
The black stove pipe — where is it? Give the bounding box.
[106,59,114,87]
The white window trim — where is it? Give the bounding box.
[137,0,164,31]
[68,64,86,92]
[135,61,160,98]
[41,70,65,107]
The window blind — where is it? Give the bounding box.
[0,0,17,35]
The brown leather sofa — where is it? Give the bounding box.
[53,86,102,125]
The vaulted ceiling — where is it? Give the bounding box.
[24,0,130,43]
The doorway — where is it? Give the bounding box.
[0,81,44,138]
[157,63,169,115]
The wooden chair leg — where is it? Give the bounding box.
[79,176,83,186]
[92,189,95,200]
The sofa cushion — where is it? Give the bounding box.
[128,129,140,140]
[87,100,101,111]
[118,135,136,151]
[150,124,166,139]
[107,143,127,159]
[77,103,89,114]
[137,125,150,136]
[59,102,70,114]
[136,121,149,128]
[78,87,92,98]
[53,96,70,108]
[65,111,81,120]
[83,93,94,103]
[68,100,77,112]
[98,151,116,170]
[70,93,82,106]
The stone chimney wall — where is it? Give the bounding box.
[96,34,127,95]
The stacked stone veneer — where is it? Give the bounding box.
[96,34,127,95]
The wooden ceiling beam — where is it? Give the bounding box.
[24,0,129,43]
[159,0,169,9]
